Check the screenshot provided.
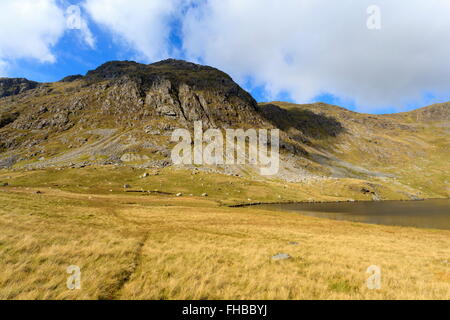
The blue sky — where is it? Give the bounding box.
[2,0,450,114]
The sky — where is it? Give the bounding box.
[1,0,450,114]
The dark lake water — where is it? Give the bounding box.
[257,199,450,230]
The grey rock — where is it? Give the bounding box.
[272,253,291,261]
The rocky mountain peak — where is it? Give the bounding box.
[81,59,261,127]
[150,58,212,70]
[84,59,235,90]
[85,60,144,81]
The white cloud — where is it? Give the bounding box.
[79,21,96,49]
[83,0,184,62]
[182,0,450,111]
[0,0,95,76]
[2,0,450,111]
[0,0,66,65]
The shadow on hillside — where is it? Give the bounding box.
[259,103,345,139]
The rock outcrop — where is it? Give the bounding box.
[0,78,39,98]
[85,59,264,128]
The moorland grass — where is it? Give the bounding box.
[0,167,448,300]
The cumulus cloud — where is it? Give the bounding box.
[182,0,450,111]
[0,0,66,64]
[3,0,450,111]
[83,0,184,62]
[0,0,95,76]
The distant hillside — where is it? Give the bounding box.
[395,102,450,122]
[0,78,39,98]
[259,101,449,198]
[0,59,448,200]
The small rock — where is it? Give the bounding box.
[123,184,131,189]
[176,193,183,197]
[35,191,42,194]
[1,183,8,187]
[202,193,208,197]
[142,173,150,178]
[272,253,291,261]
[288,242,299,246]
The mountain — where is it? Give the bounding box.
[0,59,268,169]
[0,59,448,200]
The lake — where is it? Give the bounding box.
[256,199,450,230]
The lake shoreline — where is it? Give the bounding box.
[244,198,450,230]
[228,197,449,208]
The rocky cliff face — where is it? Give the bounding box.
[83,59,264,128]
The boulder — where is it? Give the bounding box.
[272,253,291,261]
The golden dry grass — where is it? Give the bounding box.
[0,180,448,300]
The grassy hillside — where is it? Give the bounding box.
[0,168,448,300]
[260,102,449,199]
